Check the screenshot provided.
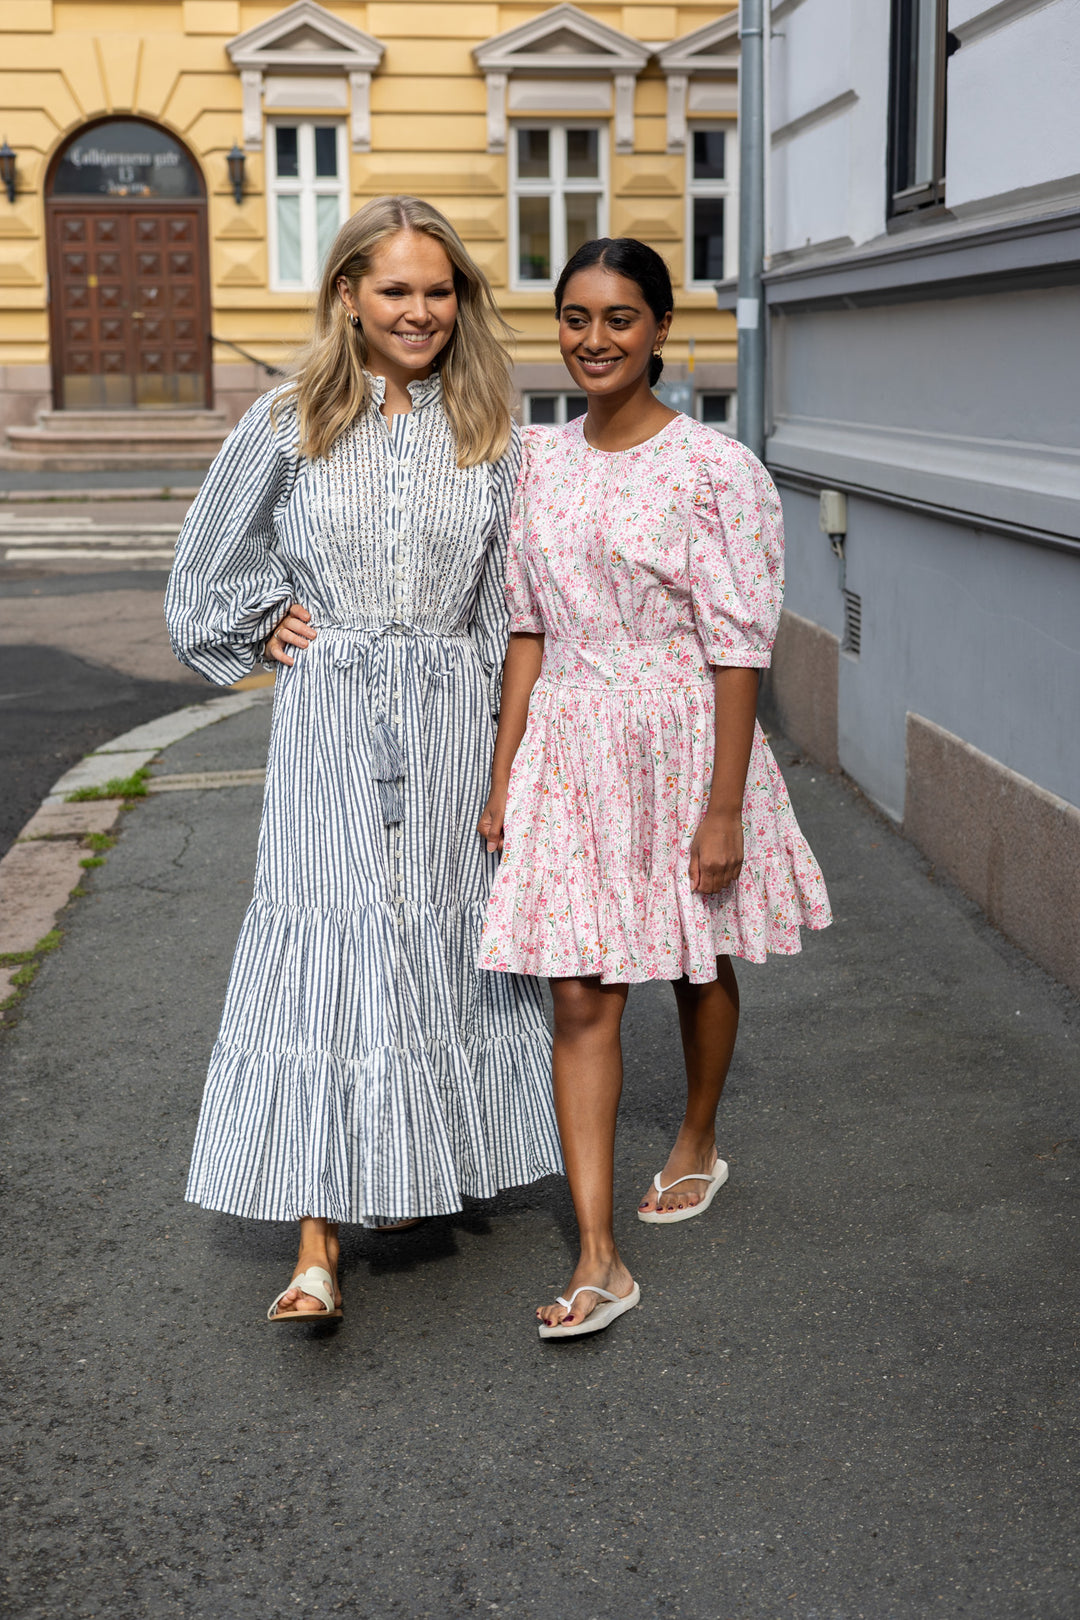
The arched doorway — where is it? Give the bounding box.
[46,119,211,410]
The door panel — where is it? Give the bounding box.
[48,204,209,409]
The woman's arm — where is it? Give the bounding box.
[689,666,760,894]
[477,632,545,852]
[165,391,298,686]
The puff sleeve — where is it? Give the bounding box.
[164,388,300,686]
[503,428,545,634]
[689,434,785,668]
[467,425,522,718]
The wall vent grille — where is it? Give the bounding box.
[842,590,862,656]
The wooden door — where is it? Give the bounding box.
[48,202,210,410]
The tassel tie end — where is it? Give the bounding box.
[371,719,405,825]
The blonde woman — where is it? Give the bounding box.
[166,197,561,1321]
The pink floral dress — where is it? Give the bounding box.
[478,415,832,984]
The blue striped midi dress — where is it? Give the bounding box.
[165,376,562,1224]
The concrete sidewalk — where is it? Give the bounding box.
[2,697,1077,1619]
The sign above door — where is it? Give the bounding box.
[51,120,203,201]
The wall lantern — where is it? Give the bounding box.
[226,142,246,206]
[0,141,16,205]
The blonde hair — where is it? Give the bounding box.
[279,196,514,467]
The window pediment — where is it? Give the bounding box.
[656,15,740,77]
[227,0,385,153]
[474,5,650,76]
[474,4,649,154]
[227,1,384,73]
[657,16,740,154]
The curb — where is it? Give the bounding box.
[0,683,273,1008]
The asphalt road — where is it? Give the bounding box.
[0,554,206,854]
[3,698,1077,1619]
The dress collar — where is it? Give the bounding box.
[363,370,443,411]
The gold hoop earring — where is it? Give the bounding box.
[653,346,664,358]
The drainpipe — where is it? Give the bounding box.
[736,0,766,460]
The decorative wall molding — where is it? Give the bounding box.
[757,205,1080,309]
[226,0,385,152]
[771,88,858,148]
[656,15,740,154]
[474,3,650,154]
[952,0,1061,47]
[768,415,1080,551]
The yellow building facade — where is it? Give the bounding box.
[0,0,739,465]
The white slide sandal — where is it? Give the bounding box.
[267,1265,342,1321]
[637,1157,729,1224]
[537,1281,641,1340]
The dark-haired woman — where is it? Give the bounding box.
[478,238,831,1338]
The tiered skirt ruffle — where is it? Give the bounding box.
[480,671,832,984]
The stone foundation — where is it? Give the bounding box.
[904,714,1080,996]
[760,607,840,770]
[0,364,51,436]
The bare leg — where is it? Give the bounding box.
[638,957,740,1215]
[272,1217,342,1315]
[537,977,636,1329]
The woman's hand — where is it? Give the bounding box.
[689,807,744,894]
[264,603,316,666]
[478,783,508,853]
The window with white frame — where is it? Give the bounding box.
[512,124,606,289]
[268,122,348,291]
[687,124,736,287]
[522,391,588,426]
[695,391,735,433]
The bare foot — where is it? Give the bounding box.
[536,1252,635,1330]
[272,1224,342,1317]
[638,1138,719,1216]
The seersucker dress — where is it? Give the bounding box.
[165,375,562,1225]
[478,415,832,985]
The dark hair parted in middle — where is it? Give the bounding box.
[554,238,675,386]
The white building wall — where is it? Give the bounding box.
[845,0,892,245]
[770,0,852,132]
[768,0,890,259]
[946,0,1080,209]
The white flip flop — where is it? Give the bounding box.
[637,1157,729,1224]
[267,1265,342,1321]
[537,1281,641,1340]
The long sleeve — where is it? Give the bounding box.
[689,434,785,669]
[165,389,300,686]
[467,424,522,717]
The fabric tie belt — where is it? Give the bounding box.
[323,621,467,826]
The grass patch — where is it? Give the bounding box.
[1,929,62,1028]
[65,767,150,803]
[0,929,62,969]
[79,856,106,869]
[83,832,117,853]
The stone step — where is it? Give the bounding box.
[34,408,229,433]
[8,427,225,452]
[2,407,229,472]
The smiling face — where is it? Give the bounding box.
[339,229,458,383]
[557,264,672,400]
